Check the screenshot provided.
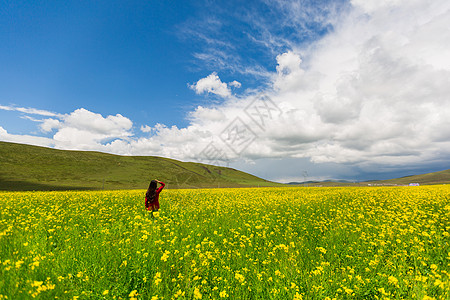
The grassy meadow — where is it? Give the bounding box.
[0,186,449,299]
[0,142,279,191]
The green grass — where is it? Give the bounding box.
[0,141,280,191]
[0,186,449,299]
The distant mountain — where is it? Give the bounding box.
[288,170,450,186]
[287,180,355,185]
[364,169,450,185]
[0,141,280,191]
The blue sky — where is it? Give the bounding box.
[1,0,450,182]
[1,1,201,129]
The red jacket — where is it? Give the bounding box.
[145,182,165,210]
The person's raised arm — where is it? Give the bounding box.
[156,180,165,192]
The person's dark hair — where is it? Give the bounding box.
[146,180,157,202]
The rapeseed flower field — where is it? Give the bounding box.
[0,186,449,299]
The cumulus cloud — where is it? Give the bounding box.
[40,118,61,132]
[1,107,134,152]
[175,0,450,169]
[189,106,226,124]
[0,126,54,148]
[189,72,239,98]
[62,108,132,137]
[229,80,242,88]
[140,125,152,133]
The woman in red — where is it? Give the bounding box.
[145,179,165,218]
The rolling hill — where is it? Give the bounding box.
[364,169,450,186]
[0,141,280,191]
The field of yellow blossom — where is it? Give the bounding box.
[0,186,449,299]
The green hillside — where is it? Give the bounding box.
[365,169,450,185]
[0,141,280,191]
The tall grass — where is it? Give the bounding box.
[0,186,449,299]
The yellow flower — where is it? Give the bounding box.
[219,290,229,298]
[161,250,170,262]
[343,287,353,295]
[31,281,43,287]
[235,272,245,284]
[316,247,327,254]
[388,275,398,286]
[129,290,138,298]
[193,287,202,299]
[154,272,162,285]
[434,279,444,289]
[174,290,184,298]
[378,287,388,296]
[102,290,109,295]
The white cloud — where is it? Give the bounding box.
[274,51,307,91]
[53,109,133,150]
[0,126,54,148]
[229,80,242,88]
[63,108,132,136]
[140,125,152,133]
[1,107,135,152]
[40,118,61,132]
[0,105,61,117]
[189,72,232,98]
[179,0,450,170]
[189,106,226,124]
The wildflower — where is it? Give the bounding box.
[293,292,303,300]
[174,290,184,298]
[343,287,353,295]
[30,261,39,270]
[129,290,138,299]
[378,287,388,296]
[193,287,202,299]
[154,272,162,286]
[31,281,43,287]
[388,275,398,286]
[102,290,109,295]
[316,247,327,254]
[434,279,444,289]
[311,266,324,276]
[219,290,229,298]
[161,250,170,262]
[235,272,245,284]
[15,260,24,269]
